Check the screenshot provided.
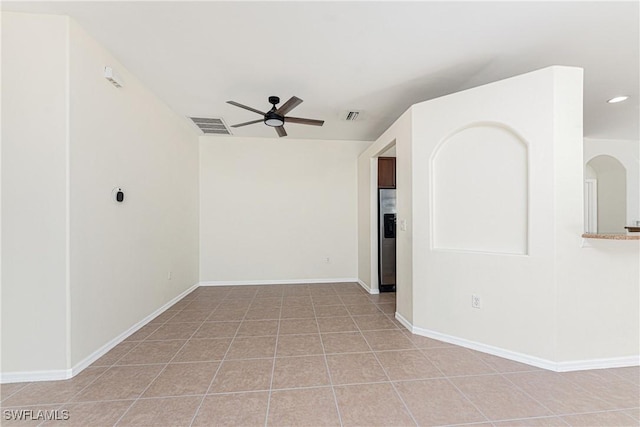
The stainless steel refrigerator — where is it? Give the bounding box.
[378,189,396,292]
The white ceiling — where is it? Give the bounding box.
[4,1,639,141]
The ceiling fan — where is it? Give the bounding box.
[227,96,324,137]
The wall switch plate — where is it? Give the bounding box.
[325,257,331,264]
[471,294,482,309]
[167,271,172,280]
[400,219,407,231]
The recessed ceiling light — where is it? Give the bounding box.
[607,96,629,104]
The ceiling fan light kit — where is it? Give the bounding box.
[227,95,324,137]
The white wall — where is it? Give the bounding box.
[359,66,638,368]
[557,132,639,363]
[200,137,369,283]
[1,12,200,379]
[68,20,199,366]
[587,155,627,233]
[410,68,565,362]
[1,12,70,375]
[584,138,639,227]
[432,125,529,255]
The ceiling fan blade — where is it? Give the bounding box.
[230,119,263,128]
[226,101,265,116]
[285,116,325,126]
[275,126,287,137]
[276,96,303,116]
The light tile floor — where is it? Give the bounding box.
[1,283,638,426]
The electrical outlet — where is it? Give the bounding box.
[471,294,482,309]
[325,257,331,264]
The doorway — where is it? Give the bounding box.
[377,145,397,293]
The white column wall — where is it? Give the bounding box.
[410,67,565,361]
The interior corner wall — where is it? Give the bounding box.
[68,20,199,367]
[584,138,640,226]
[1,11,200,379]
[357,111,413,320]
[199,137,369,283]
[1,12,70,375]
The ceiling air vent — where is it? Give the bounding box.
[343,111,361,121]
[189,117,232,135]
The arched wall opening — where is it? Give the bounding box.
[585,155,627,233]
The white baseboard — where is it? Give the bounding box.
[199,278,359,286]
[0,369,72,384]
[357,279,379,294]
[394,311,412,331]
[554,355,640,372]
[396,313,640,373]
[1,283,199,384]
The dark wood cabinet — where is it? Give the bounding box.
[378,157,396,188]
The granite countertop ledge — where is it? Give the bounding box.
[582,233,640,240]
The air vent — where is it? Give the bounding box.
[342,111,362,121]
[189,117,232,135]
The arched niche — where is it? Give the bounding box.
[585,155,627,233]
[432,123,529,254]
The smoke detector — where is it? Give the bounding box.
[189,117,232,135]
[104,66,123,88]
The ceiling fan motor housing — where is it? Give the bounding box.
[264,110,285,127]
[268,96,280,105]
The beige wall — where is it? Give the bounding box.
[1,12,200,379]
[1,12,70,375]
[68,21,199,367]
[199,137,369,283]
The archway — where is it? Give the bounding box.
[585,155,627,233]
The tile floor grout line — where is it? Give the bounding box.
[111,307,211,427]
[419,348,493,426]
[0,383,29,404]
[187,287,259,427]
[65,363,153,427]
[313,293,345,427]
[5,284,638,426]
[439,422,498,427]
[607,367,640,387]
[95,336,147,368]
[263,291,284,427]
[47,345,146,414]
[497,371,570,420]
[511,406,640,420]
[102,290,215,426]
[557,369,638,411]
[443,375,494,425]
[353,306,420,427]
